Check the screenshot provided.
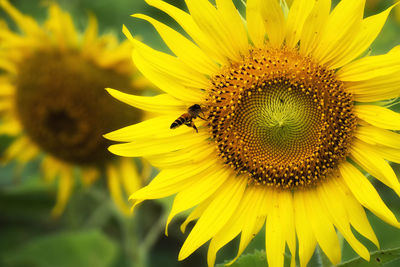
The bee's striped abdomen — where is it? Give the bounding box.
[170,114,189,129]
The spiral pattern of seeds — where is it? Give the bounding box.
[206,47,356,189]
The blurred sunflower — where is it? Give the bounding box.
[106,0,400,266]
[0,0,148,216]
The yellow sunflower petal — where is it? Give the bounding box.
[302,189,341,265]
[373,145,400,164]
[131,48,205,102]
[82,13,98,51]
[108,132,207,157]
[180,197,213,233]
[299,0,331,55]
[333,177,379,248]
[327,3,397,69]
[350,140,400,196]
[178,176,247,260]
[355,105,400,130]
[130,160,218,200]
[259,0,286,47]
[356,125,400,149]
[318,179,370,261]
[104,115,188,142]
[144,0,227,64]
[207,206,244,267]
[132,14,218,76]
[339,161,400,228]
[265,190,289,267]
[146,143,215,169]
[81,167,100,185]
[337,46,400,81]
[106,164,131,215]
[106,89,185,113]
[246,0,266,47]
[294,191,317,267]
[51,167,74,217]
[0,118,21,135]
[0,0,42,35]
[119,158,141,195]
[229,187,269,266]
[166,167,229,234]
[347,75,400,102]
[125,29,209,89]
[312,0,365,67]
[185,0,243,61]
[285,0,315,49]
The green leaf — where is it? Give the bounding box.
[338,248,400,267]
[216,250,267,267]
[1,230,118,267]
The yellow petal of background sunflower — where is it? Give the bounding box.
[339,161,400,228]
[107,164,131,215]
[355,105,400,130]
[0,0,42,35]
[51,167,74,217]
[178,176,247,260]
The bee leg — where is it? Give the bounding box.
[192,124,198,133]
[197,114,207,121]
[187,120,198,133]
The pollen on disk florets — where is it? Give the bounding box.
[206,47,356,189]
[16,48,141,166]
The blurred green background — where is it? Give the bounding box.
[1,0,400,267]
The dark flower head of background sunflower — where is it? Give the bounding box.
[0,0,149,216]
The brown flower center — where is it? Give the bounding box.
[206,47,356,189]
[15,49,141,166]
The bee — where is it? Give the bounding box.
[170,104,207,133]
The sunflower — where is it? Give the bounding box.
[0,0,148,216]
[106,0,400,266]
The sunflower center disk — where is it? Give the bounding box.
[16,49,141,166]
[207,48,356,189]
